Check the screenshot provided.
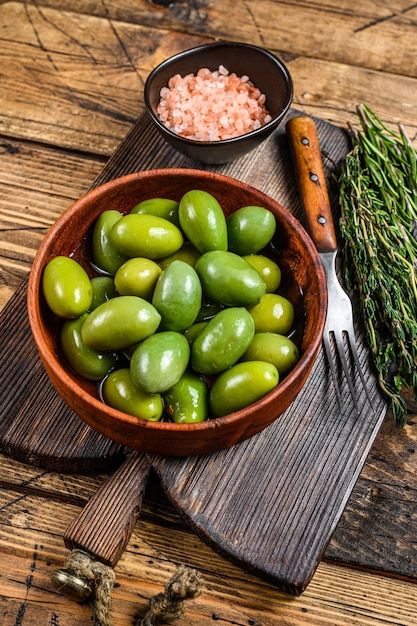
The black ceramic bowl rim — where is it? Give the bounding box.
[144,41,294,149]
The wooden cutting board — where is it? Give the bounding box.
[0,110,388,594]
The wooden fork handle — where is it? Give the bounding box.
[64,450,152,567]
[286,115,337,253]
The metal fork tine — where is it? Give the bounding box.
[333,331,359,413]
[322,333,343,411]
[346,333,374,408]
[324,327,374,414]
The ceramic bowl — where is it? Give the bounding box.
[28,169,326,456]
[144,42,293,164]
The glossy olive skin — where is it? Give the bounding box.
[248,293,295,334]
[90,276,118,311]
[61,313,118,380]
[102,368,163,421]
[158,242,201,270]
[42,256,92,319]
[209,361,279,417]
[114,257,162,300]
[241,332,300,376]
[110,213,183,259]
[81,295,161,350]
[195,250,266,307]
[164,370,209,424]
[184,321,208,344]
[130,331,190,393]
[191,307,255,375]
[130,197,180,228]
[92,209,128,275]
[178,189,228,253]
[243,255,281,293]
[152,260,202,331]
[227,205,276,255]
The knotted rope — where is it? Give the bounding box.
[53,551,203,626]
[60,549,115,626]
[139,565,203,626]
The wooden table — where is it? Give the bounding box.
[1,1,416,624]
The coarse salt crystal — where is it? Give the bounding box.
[156,65,271,142]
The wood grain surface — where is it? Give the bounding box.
[0,109,389,594]
[1,0,416,624]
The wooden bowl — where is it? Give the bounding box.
[27,169,326,456]
[144,42,293,164]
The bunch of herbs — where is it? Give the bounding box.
[338,104,417,426]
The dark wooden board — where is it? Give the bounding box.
[0,110,388,593]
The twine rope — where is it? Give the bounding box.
[61,551,203,626]
[63,549,115,626]
[140,565,203,626]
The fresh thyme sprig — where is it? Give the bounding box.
[338,104,417,426]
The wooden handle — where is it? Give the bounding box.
[286,116,337,252]
[64,451,152,567]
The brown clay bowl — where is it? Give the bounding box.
[27,169,326,457]
[144,42,293,164]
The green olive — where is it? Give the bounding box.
[242,255,281,293]
[130,331,190,394]
[227,205,276,255]
[183,321,208,344]
[92,210,128,275]
[110,213,183,259]
[164,370,209,423]
[178,189,228,253]
[81,295,161,350]
[130,197,180,228]
[122,342,141,360]
[209,361,279,417]
[158,242,201,270]
[152,260,202,331]
[248,293,295,334]
[102,368,163,421]
[195,250,266,307]
[90,276,118,311]
[61,313,118,380]
[241,332,300,376]
[114,257,162,300]
[191,307,255,375]
[42,256,92,319]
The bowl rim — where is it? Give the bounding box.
[28,168,326,436]
[144,41,294,147]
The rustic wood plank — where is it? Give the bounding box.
[1,0,417,161]
[1,0,416,621]
[0,2,208,153]
[2,109,400,593]
[11,0,417,79]
[326,414,417,578]
[64,452,151,566]
[1,396,415,586]
[1,477,416,626]
[289,56,417,140]
[0,139,105,310]
[0,109,409,584]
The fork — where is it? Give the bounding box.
[286,115,373,413]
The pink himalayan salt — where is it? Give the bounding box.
[156,65,272,142]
